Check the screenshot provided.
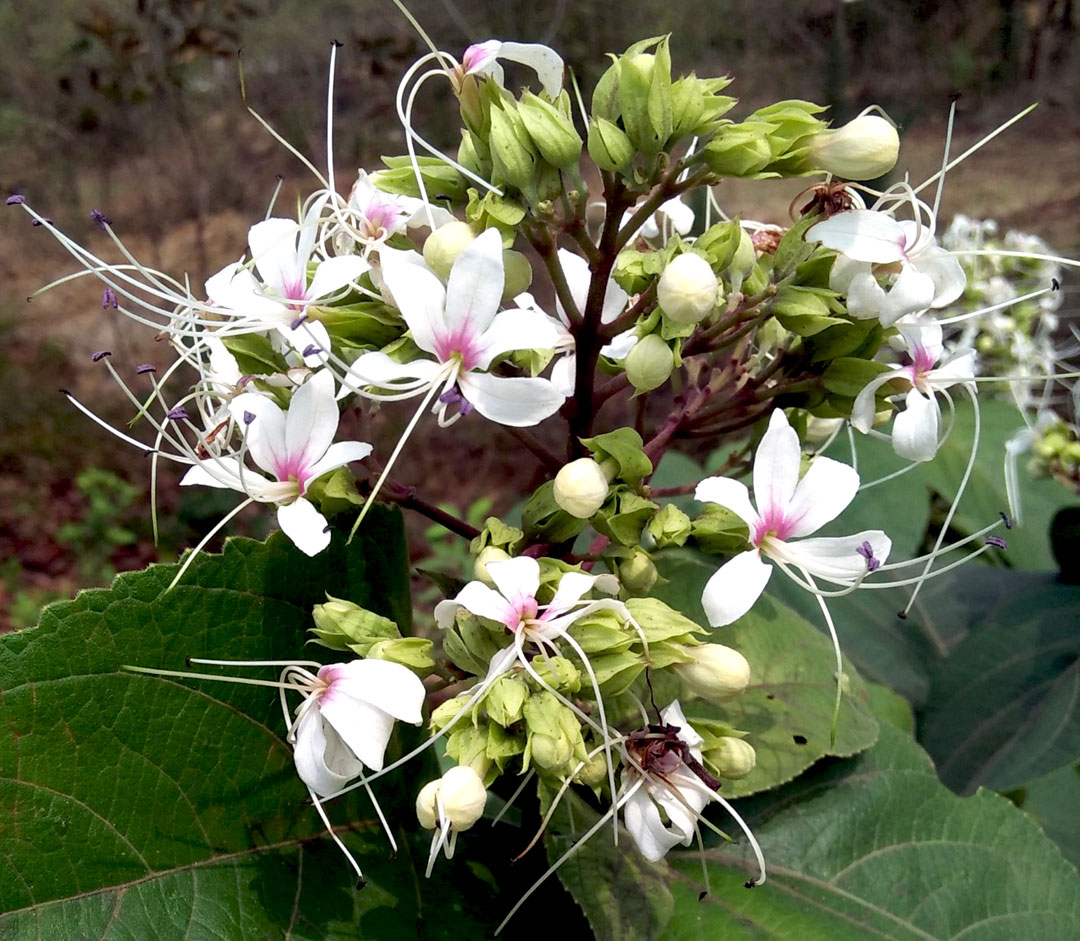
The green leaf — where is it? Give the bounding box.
[662,724,1080,939]
[0,513,428,936]
[1008,762,1080,869]
[654,549,879,798]
[919,572,1080,793]
[543,785,674,941]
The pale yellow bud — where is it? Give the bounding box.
[625,334,674,393]
[474,546,511,584]
[423,221,478,279]
[553,458,610,518]
[674,643,751,702]
[657,253,720,324]
[809,114,899,181]
[709,736,756,779]
[415,765,488,831]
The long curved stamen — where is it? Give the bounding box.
[164,497,257,592]
[490,770,536,827]
[800,568,844,744]
[931,98,957,223]
[121,662,313,692]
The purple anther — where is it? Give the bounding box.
[91,350,112,362]
[998,511,1014,530]
[90,208,112,230]
[438,387,474,415]
[243,410,256,425]
[102,287,119,310]
[986,535,1008,550]
[1051,278,1061,291]
[136,364,156,374]
[856,540,881,573]
[166,405,190,421]
[302,344,321,357]
[289,313,308,330]
[6,194,26,205]
[31,218,52,226]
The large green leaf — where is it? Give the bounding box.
[0,513,507,938]
[1008,762,1080,870]
[653,550,879,798]
[660,723,1080,939]
[918,572,1080,794]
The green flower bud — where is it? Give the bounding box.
[707,736,757,779]
[647,503,692,548]
[553,457,611,518]
[429,694,475,732]
[618,548,659,593]
[474,545,511,584]
[489,101,539,193]
[423,221,477,279]
[416,765,488,831]
[587,116,634,171]
[625,334,674,393]
[517,90,582,171]
[728,227,757,292]
[310,595,399,654]
[531,655,582,692]
[574,751,609,788]
[674,643,751,702]
[808,113,899,181]
[365,637,436,675]
[524,691,583,772]
[704,124,773,177]
[658,252,720,324]
[500,250,532,301]
[484,673,529,727]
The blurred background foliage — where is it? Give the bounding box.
[0,0,1078,629]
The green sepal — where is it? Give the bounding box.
[469,516,526,556]
[625,596,707,643]
[822,357,894,398]
[579,427,653,486]
[221,334,287,376]
[691,504,750,554]
[521,480,590,544]
[647,503,692,548]
[373,155,469,203]
[365,637,435,675]
[592,490,660,546]
[484,673,529,727]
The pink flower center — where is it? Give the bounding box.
[434,325,483,371]
[271,451,311,494]
[752,504,795,545]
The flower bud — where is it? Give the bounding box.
[502,249,533,299]
[625,334,674,393]
[574,751,609,788]
[618,548,659,593]
[808,114,899,181]
[489,101,539,193]
[423,221,477,279]
[647,504,692,548]
[703,125,773,177]
[674,643,751,702]
[310,595,399,653]
[474,545,511,584]
[587,116,634,171]
[553,458,610,518]
[517,90,582,171]
[415,765,488,831]
[707,736,756,779]
[658,253,720,324]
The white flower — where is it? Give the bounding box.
[290,658,426,797]
[808,208,966,326]
[180,369,371,555]
[334,170,455,251]
[459,40,564,98]
[852,318,976,462]
[341,228,565,427]
[621,701,712,861]
[416,765,488,876]
[205,198,369,366]
[695,409,891,626]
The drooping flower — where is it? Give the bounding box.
[340,228,565,427]
[695,409,891,626]
[851,318,976,461]
[181,369,371,555]
[415,765,488,876]
[289,657,426,796]
[620,701,715,861]
[458,40,565,98]
[205,197,369,366]
[808,207,966,326]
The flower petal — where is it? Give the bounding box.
[340,351,441,397]
[892,387,940,462]
[456,372,565,427]
[495,41,564,97]
[753,409,801,520]
[304,440,373,483]
[807,210,909,264]
[694,476,757,529]
[879,264,936,326]
[436,581,516,630]
[623,782,683,862]
[486,556,541,610]
[318,695,394,771]
[659,700,704,750]
[284,369,339,472]
[306,254,370,302]
[229,391,287,478]
[851,369,903,433]
[785,455,860,537]
[701,550,773,627]
[249,218,304,297]
[292,710,363,796]
[325,658,426,724]
[444,228,504,339]
[473,308,565,369]
[913,245,966,308]
[774,530,891,583]
[277,497,331,556]
[379,249,446,355]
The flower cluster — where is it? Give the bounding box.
[12,22,1078,932]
